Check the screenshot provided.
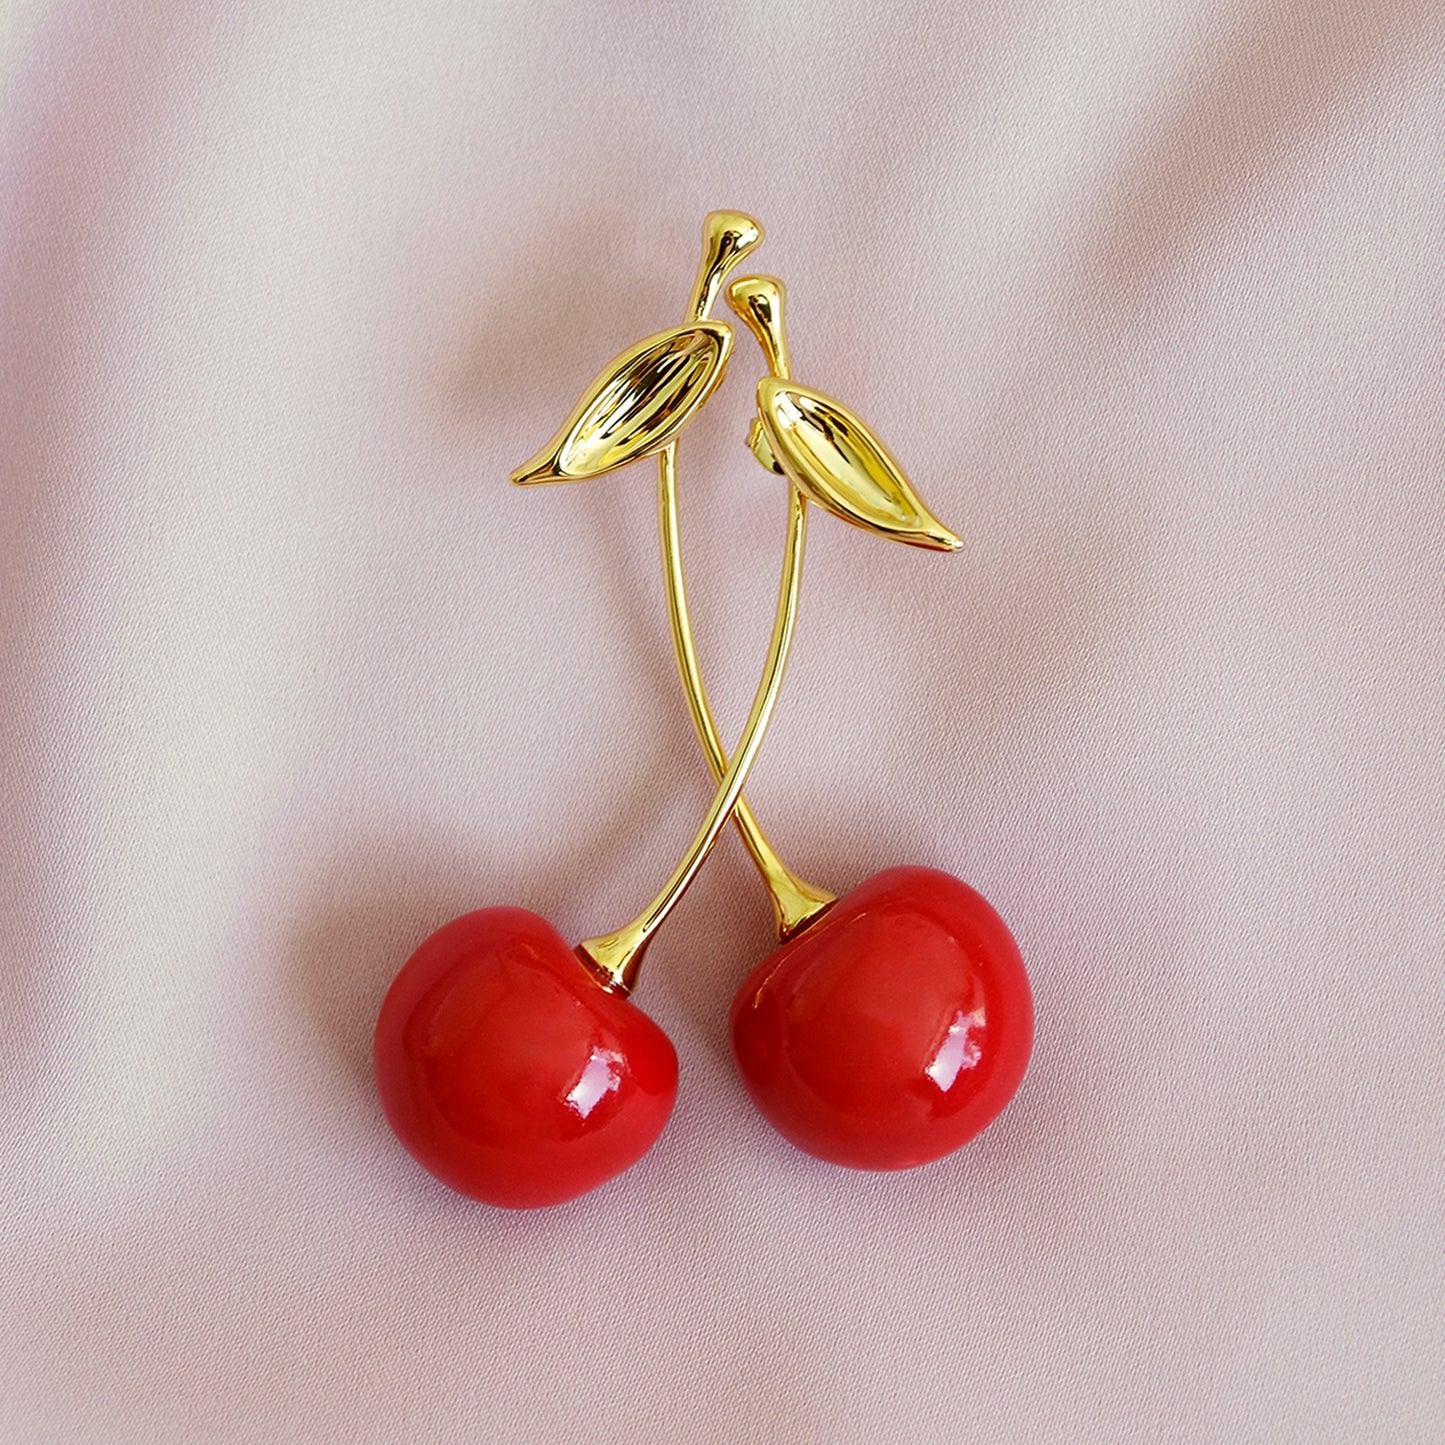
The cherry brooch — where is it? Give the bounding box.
[373,212,1032,1208]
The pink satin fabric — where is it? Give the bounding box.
[2,1,1442,1438]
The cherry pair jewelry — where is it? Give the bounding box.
[373,212,1033,1209]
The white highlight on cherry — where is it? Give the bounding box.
[925,1008,986,1092]
[565,1048,625,1120]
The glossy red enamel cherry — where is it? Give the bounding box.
[374,908,678,1208]
[730,866,1032,1170]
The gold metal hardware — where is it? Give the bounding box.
[510,209,961,991]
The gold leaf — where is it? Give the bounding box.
[756,378,962,551]
[511,322,732,485]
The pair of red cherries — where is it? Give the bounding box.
[372,214,1033,1209]
[375,868,1031,1209]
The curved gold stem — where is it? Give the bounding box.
[657,262,836,939]
[657,448,835,939]
[685,211,762,325]
[678,219,833,936]
[576,486,807,994]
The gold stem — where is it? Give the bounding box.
[576,486,808,994]
[657,447,835,938]
[686,211,763,324]
[678,222,834,938]
[657,266,836,938]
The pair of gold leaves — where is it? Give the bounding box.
[509,285,961,554]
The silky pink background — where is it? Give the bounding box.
[2,1,1443,1440]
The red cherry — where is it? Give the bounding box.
[730,866,1032,1170]
[374,908,678,1208]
